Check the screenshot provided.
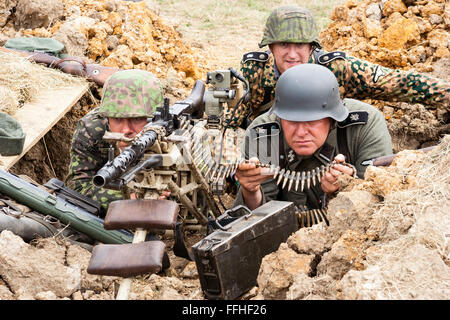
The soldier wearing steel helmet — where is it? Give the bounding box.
[233,64,392,214]
[65,69,165,216]
[225,5,450,128]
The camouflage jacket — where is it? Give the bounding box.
[65,107,123,216]
[226,49,450,127]
[233,98,393,210]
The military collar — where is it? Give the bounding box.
[318,122,338,163]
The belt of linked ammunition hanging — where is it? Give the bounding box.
[295,205,329,228]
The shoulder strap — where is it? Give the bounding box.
[242,51,270,64]
[337,126,351,164]
[314,49,346,65]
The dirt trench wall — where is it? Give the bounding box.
[1,0,206,90]
[10,95,96,183]
[320,0,449,152]
[0,230,204,300]
[321,0,449,70]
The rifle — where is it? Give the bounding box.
[0,169,133,244]
[0,46,119,86]
[362,145,436,167]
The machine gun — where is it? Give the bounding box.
[93,80,222,228]
[94,66,252,220]
[87,79,231,294]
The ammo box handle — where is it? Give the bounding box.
[215,205,252,231]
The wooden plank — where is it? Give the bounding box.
[0,83,89,171]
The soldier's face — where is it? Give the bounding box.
[270,42,312,74]
[108,117,148,150]
[280,118,331,156]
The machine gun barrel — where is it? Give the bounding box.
[93,129,159,188]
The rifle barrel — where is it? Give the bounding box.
[93,130,158,188]
[372,145,436,167]
[0,46,120,86]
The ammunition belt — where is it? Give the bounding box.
[295,205,329,228]
[191,149,356,193]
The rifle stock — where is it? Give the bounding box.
[0,46,119,86]
[0,169,133,244]
[369,145,436,167]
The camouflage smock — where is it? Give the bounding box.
[65,107,122,216]
[233,98,393,210]
[225,49,450,127]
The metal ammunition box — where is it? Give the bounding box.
[192,200,298,300]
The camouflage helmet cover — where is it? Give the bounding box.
[98,69,164,118]
[259,6,321,48]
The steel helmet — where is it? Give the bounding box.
[272,64,348,122]
[98,69,164,118]
[259,6,321,48]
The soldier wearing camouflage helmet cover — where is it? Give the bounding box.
[234,64,392,214]
[65,69,164,216]
[224,5,450,128]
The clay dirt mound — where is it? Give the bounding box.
[320,0,449,152]
[0,231,203,300]
[0,0,207,96]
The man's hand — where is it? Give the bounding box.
[129,190,171,200]
[321,154,355,194]
[158,189,171,200]
[235,157,272,210]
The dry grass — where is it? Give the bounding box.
[335,136,450,299]
[365,136,450,297]
[145,0,355,70]
[0,51,87,115]
[413,136,450,259]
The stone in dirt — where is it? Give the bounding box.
[286,273,337,300]
[256,243,315,300]
[256,138,450,300]
[316,230,369,280]
[0,231,80,299]
[0,230,116,300]
[287,223,333,256]
[338,242,450,299]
